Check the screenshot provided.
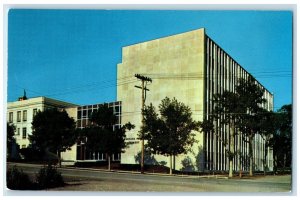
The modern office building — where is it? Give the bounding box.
[76,101,121,161]
[61,101,122,163]
[117,28,274,172]
[7,94,78,149]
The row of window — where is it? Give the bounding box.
[8,108,38,123]
[77,103,121,120]
[15,127,27,139]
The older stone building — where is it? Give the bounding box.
[7,95,78,149]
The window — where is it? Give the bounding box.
[17,128,20,135]
[77,110,82,119]
[88,109,92,118]
[114,106,120,113]
[82,110,87,118]
[33,109,38,118]
[9,112,13,123]
[23,110,27,121]
[17,111,21,122]
[22,127,27,139]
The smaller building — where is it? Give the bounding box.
[7,95,78,149]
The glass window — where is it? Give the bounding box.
[17,111,21,122]
[22,127,27,139]
[82,119,87,127]
[33,109,38,118]
[114,106,120,113]
[77,110,82,119]
[82,110,87,118]
[17,128,20,135]
[88,109,92,118]
[9,112,13,123]
[87,120,91,126]
[23,110,27,121]
[77,120,81,128]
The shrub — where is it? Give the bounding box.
[36,164,64,189]
[19,147,45,161]
[7,166,33,190]
[181,157,195,172]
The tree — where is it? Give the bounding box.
[7,122,16,159]
[208,76,271,177]
[269,104,292,173]
[80,104,134,170]
[141,97,200,174]
[235,76,267,176]
[257,110,277,175]
[211,91,242,178]
[30,109,76,167]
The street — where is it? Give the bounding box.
[6,163,292,193]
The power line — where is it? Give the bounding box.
[9,70,291,99]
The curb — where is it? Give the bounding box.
[7,162,229,179]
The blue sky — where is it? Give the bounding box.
[7,10,292,110]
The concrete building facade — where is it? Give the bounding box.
[117,28,273,172]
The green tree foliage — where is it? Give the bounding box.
[211,91,242,177]
[7,164,64,190]
[181,156,195,172]
[36,164,64,189]
[235,76,268,176]
[7,166,33,190]
[269,104,292,173]
[90,104,117,128]
[256,110,277,175]
[141,97,200,174]
[79,104,134,170]
[209,76,271,177]
[30,109,76,167]
[7,122,16,159]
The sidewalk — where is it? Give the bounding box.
[7,161,230,179]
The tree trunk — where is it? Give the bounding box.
[283,154,286,173]
[249,134,254,176]
[238,131,242,178]
[229,122,234,178]
[169,155,173,175]
[273,154,277,174]
[229,159,233,178]
[173,155,176,171]
[107,153,111,171]
[57,150,61,168]
[263,141,268,176]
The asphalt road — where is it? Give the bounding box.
[6,163,292,193]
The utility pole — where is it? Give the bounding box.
[134,74,152,174]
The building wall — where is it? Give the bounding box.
[61,107,78,162]
[204,36,274,171]
[117,28,206,170]
[118,28,274,172]
[7,97,78,149]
